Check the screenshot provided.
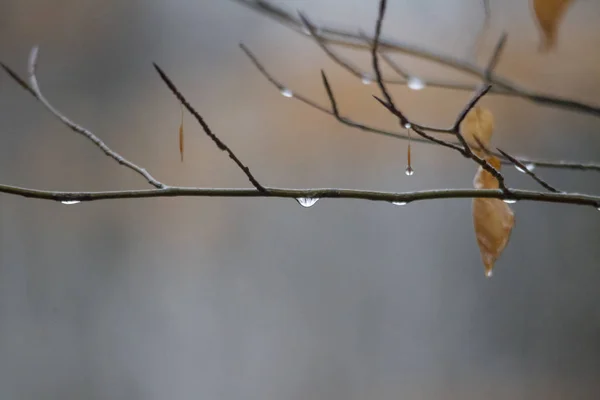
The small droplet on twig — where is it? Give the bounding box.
[407,76,426,91]
[391,201,407,206]
[485,269,493,278]
[515,163,535,173]
[503,199,517,204]
[61,200,81,205]
[280,88,293,98]
[296,198,319,208]
[403,123,411,129]
[405,166,414,176]
[361,74,373,85]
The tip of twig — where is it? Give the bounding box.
[0,62,35,96]
[28,45,40,74]
[372,95,392,111]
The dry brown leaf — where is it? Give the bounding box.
[472,156,515,277]
[532,0,574,51]
[179,103,184,162]
[460,107,494,159]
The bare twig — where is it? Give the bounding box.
[0,182,598,209]
[233,0,600,118]
[239,44,600,173]
[369,0,508,191]
[153,63,266,192]
[496,148,560,193]
[485,32,508,80]
[1,47,166,189]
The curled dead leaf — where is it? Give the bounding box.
[472,157,515,277]
[460,107,494,159]
[532,0,574,51]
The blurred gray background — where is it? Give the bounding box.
[1,0,600,399]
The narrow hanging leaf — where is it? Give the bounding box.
[179,102,184,162]
[460,107,494,158]
[472,156,515,277]
[532,0,574,51]
[405,125,414,176]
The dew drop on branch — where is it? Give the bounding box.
[280,88,293,98]
[361,74,373,85]
[407,77,426,91]
[405,166,414,176]
[515,163,536,173]
[296,198,319,208]
[485,270,493,278]
[61,200,81,205]
[503,199,517,204]
[403,123,412,129]
[391,201,407,206]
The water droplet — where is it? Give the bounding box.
[405,166,414,176]
[503,199,517,204]
[361,74,372,85]
[403,122,412,129]
[525,163,535,172]
[485,269,493,278]
[296,198,319,208]
[280,88,293,98]
[391,201,407,206]
[515,165,526,173]
[407,76,426,91]
[61,200,81,205]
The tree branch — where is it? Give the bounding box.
[153,63,266,192]
[239,41,600,173]
[2,47,166,189]
[0,183,598,208]
[232,0,600,118]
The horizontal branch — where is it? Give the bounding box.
[1,183,599,208]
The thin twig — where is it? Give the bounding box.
[298,13,380,82]
[153,63,266,192]
[239,44,600,172]
[0,183,598,208]
[370,0,406,125]
[369,0,507,191]
[453,84,493,130]
[2,47,166,189]
[232,0,600,118]
[485,32,508,80]
[496,148,560,193]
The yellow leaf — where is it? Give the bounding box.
[532,0,574,51]
[472,157,515,277]
[460,107,494,159]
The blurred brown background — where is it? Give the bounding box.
[1,0,600,399]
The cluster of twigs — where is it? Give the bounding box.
[0,0,599,210]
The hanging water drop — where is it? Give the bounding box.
[503,198,517,204]
[280,88,293,98]
[391,201,407,206]
[361,74,372,85]
[485,269,493,278]
[61,200,81,205]
[515,165,526,173]
[403,122,412,129]
[525,163,536,172]
[296,197,319,208]
[407,76,426,91]
[405,166,414,176]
